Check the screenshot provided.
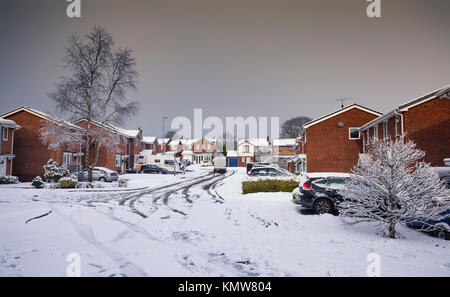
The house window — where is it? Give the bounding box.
[246,157,251,163]
[349,128,360,140]
[244,145,250,152]
[289,146,295,151]
[196,144,200,150]
[242,157,245,163]
[116,134,120,145]
[373,126,379,140]
[63,152,72,165]
[383,122,388,139]
[2,127,8,141]
[115,155,121,167]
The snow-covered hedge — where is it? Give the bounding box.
[44,159,69,183]
[242,178,299,194]
[60,176,78,189]
[0,176,19,184]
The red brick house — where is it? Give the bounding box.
[142,137,158,153]
[192,138,217,164]
[1,107,84,181]
[73,119,143,172]
[301,104,382,173]
[360,85,450,167]
[156,138,171,154]
[0,118,21,176]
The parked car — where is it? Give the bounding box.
[297,173,350,214]
[248,166,286,177]
[140,164,169,174]
[406,171,450,240]
[406,208,450,240]
[76,167,119,182]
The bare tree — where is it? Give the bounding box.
[43,27,139,181]
[280,116,312,138]
[164,130,178,139]
[338,135,450,239]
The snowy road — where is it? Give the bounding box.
[0,167,449,277]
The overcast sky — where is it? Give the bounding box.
[0,0,449,137]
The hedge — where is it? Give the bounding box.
[242,179,299,194]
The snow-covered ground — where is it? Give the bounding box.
[0,165,449,277]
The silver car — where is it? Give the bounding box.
[76,167,119,182]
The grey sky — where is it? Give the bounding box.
[0,0,449,137]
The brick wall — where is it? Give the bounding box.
[304,108,379,173]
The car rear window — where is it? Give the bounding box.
[312,178,327,187]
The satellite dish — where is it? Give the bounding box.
[337,122,344,128]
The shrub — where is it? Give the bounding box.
[0,176,19,184]
[44,159,69,183]
[60,176,78,189]
[32,176,44,188]
[118,178,129,188]
[242,179,299,194]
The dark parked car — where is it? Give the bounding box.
[248,166,286,177]
[406,171,450,240]
[140,164,169,174]
[76,167,119,182]
[406,209,450,240]
[299,174,350,214]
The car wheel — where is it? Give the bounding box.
[313,198,333,214]
[436,229,449,240]
[99,177,106,182]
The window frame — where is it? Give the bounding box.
[349,127,360,140]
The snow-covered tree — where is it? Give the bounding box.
[41,26,139,181]
[338,135,450,239]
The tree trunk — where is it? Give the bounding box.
[388,220,396,239]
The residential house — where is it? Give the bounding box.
[142,137,158,154]
[192,138,217,164]
[0,118,21,176]
[156,138,171,154]
[272,138,297,169]
[1,107,84,181]
[301,104,382,173]
[360,85,450,167]
[236,138,271,167]
[73,119,143,173]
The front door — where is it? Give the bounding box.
[0,157,7,176]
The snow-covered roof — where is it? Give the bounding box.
[273,139,296,146]
[0,117,20,129]
[303,172,351,178]
[181,150,194,155]
[157,138,171,144]
[140,150,154,155]
[360,84,450,131]
[238,138,270,147]
[226,150,238,157]
[142,136,157,144]
[72,118,140,138]
[2,106,84,131]
[302,104,382,129]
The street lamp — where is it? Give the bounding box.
[162,116,168,155]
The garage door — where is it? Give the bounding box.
[228,158,238,167]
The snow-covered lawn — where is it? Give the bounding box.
[0,166,449,276]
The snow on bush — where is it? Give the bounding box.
[43,159,69,183]
[118,177,129,188]
[60,176,78,189]
[31,176,44,188]
[0,176,19,184]
[242,178,298,194]
[338,135,450,239]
